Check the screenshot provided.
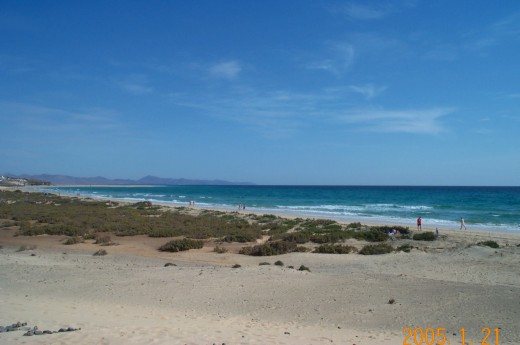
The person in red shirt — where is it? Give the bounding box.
[417,216,422,231]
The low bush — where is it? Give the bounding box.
[239,241,297,256]
[64,236,84,245]
[93,249,107,256]
[213,246,228,254]
[354,230,389,242]
[164,262,177,267]
[95,235,115,246]
[159,238,204,252]
[413,231,436,241]
[259,262,271,265]
[232,264,241,268]
[298,265,310,272]
[313,244,357,254]
[370,225,410,235]
[396,244,413,253]
[274,260,284,266]
[346,222,362,229]
[222,233,257,243]
[294,246,310,252]
[477,240,499,249]
[359,243,394,255]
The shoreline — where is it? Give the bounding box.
[28,185,520,235]
[1,189,520,344]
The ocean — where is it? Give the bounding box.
[38,185,520,233]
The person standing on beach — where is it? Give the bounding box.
[417,216,422,231]
[460,217,467,230]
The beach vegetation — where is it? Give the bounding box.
[412,231,436,241]
[93,249,107,256]
[388,298,396,304]
[239,241,297,256]
[159,238,204,252]
[274,260,284,266]
[346,222,362,229]
[477,240,499,249]
[259,262,271,265]
[213,245,228,253]
[0,191,262,242]
[95,235,116,246]
[231,264,241,268]
[313,244,357,254]
[64,236,84,245]
[359,243,394,255]
[371,225,410,235]
[298,265,310,272]
[164,262,177,267]
[288,265,294,269]
[396,244,413,253]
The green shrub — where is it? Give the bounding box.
[359,243,394,255]
[95,235,114,246]
[396,244,412,253]
[354,230,389,242]
[259,262,271,265]
[213,246,228,253]
[274,260,284,266]
[477,240,499,249]
[64,236,84,245]
[298,265,310,272]
[370,225,410,235]
[232,264,241,268]
[239,241,297,256]
[222,233,257,243]
[346,222,362,229]
[93,249,107,256]
[413,231,436,241]
[159,238,204,252]
[313,244,357,254]
[279,232,311,244]
[164,262,177,267]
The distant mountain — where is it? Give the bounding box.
[13,174,254,186]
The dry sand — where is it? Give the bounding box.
[1,208,520,344]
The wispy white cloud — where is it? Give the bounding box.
[465,11,520,52]
[332,1,416,20]
[341,3,390,20]
[169,88,453,136]
[306,42,355,75]
[113,74,153,95]
[209,60,242,79]
[338,107,455,134]
[349,84,387,99]
[0,101,120,132]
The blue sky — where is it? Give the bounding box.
[1,1,519,185]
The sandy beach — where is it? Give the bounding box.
[1,192,520,344]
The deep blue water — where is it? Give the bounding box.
[39,185,520,232]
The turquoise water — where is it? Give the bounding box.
[39,185,520,232]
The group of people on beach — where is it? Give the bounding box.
[416,216,467,230]
[238,204,246,210]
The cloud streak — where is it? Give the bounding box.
[169,88,453,136]
[349,84,387,99]
[209,61,242,79]
[338,107,455,134]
